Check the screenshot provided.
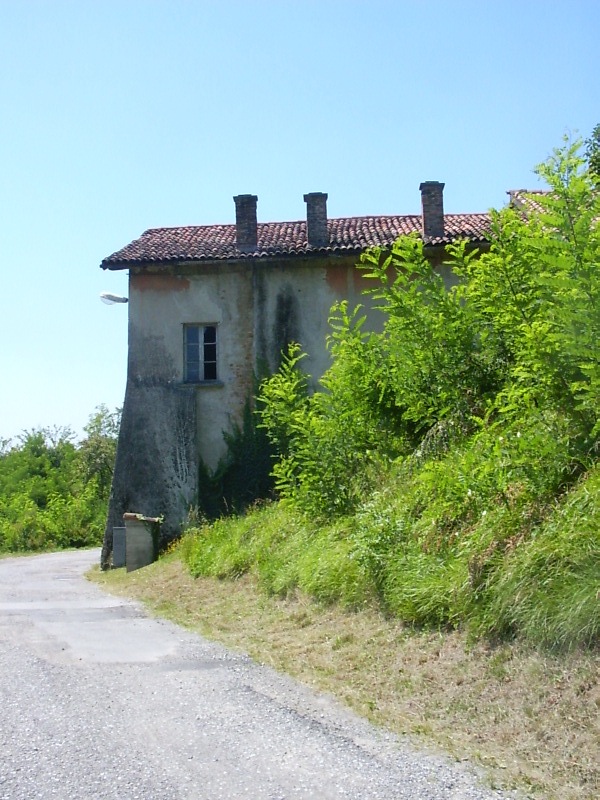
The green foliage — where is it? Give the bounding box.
[182,420,598,648]
[360,236,501,436]
[468,139,600,450]
[358,406,594,639]
[0,428,78,509]
[585,122,600,184]
[182,502,373,608]
[197,397,275,518]
[78,404,120,499]
[258,137,598,514]
[257,342,310,458]
[479,462,600,649]
[257,313,404,517]
[190,137,599,650]
[0,406,120,552]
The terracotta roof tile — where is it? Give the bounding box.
[101,212,492,270]
[507,189,549,215]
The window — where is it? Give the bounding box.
[184,324,218,383]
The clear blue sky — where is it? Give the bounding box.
[1,0,598,442]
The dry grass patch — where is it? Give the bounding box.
[89,556,599,800]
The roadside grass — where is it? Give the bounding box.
[89,552,599,800]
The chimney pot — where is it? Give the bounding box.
[233,194,258,252]
[419,181,445,240]
[303,192,329,247]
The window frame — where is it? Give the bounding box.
[183,323,220,385]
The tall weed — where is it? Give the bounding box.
[477,463,600,648]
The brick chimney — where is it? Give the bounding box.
[233,194,258,252]
[419,181,445,239]
[303,192,329,247]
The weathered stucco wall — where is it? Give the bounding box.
[253,255,381,387]
[128,265,256,471]
[100,348,198,568]
[123,255,379,470]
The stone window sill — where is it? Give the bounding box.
[180,380,224,389]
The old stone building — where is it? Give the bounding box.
[100,184,491,566]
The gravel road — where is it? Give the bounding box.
[0,550,519,799]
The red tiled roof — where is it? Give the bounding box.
[101,212,492,270]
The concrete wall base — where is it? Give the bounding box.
[124,514,160,572]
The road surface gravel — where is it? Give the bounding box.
[0,550,519,799]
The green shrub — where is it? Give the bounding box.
[0,407,119,553]
[182,138,599,650]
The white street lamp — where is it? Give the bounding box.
[100,292,128,305]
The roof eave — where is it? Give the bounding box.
[100,247,368,271]
[100,233,491,271]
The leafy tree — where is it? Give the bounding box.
[468,138,600,451]
[0,407,120,552]
[0,428,78,508]
[360,236,501,437]
[78,405,120,499]
[585,123,600,183]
